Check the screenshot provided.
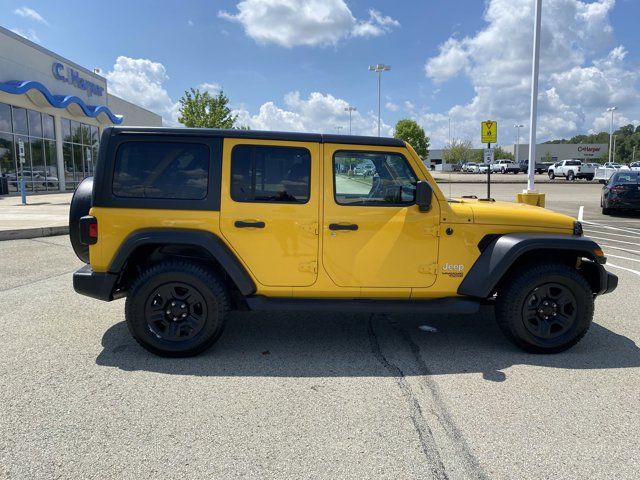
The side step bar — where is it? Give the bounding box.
[245,296,481,315]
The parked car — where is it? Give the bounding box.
[491,159,520,174]
[462,162,480,173]
[594,163,628,183]
[478,164,490,174]
[518,160,547,174]
[629,162,640,171]
[69,126,616,357]
[548,160,595,181]
[601,170,640,215]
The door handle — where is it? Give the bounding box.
[329,223,358,231]
[235,220,265,229]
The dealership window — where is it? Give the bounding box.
[61,118,99,190]
[0,102,58,192]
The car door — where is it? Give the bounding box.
[322,145,440,292]
[219,139,320,287]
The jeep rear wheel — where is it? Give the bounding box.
[125,260,229,357]
[495,263,593,353]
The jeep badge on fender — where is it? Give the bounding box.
[69,126,618,357]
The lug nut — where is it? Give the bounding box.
[182,313,187,318]
[171,301,176,307]
[166,310,171,315]
[181,304,186,308]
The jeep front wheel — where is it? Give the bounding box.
[125,260,229,357]
[495,263,593,353]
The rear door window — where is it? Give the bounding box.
[113,142,210,199]
[230,145,311,203]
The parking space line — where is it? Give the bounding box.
[578,206,584,222]
[584,230,640,239]
[587,235,640,247]
[599,244,640,255]
[607,263,640,277]
[583,221,640,235]
[604,253,640,263]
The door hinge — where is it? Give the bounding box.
[419,263,438,275]
[300,222,319,235]
[426,225,440,237]
[299,261,318,273]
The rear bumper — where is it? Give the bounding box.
[73,264,118,301]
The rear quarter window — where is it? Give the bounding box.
[113,141,210,199]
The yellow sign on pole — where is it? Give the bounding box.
[481,120,497,143]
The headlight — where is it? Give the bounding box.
[573,221,583,236]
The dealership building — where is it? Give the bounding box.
[0,26,162,193]
[429,142,609,170]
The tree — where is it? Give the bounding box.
[394,119,430,159]
[178,88,238,128]
[493,146,514,160]
[443,139,474,164]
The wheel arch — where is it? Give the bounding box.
[458,233,605,298]
[109,229,256,297]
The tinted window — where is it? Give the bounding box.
[611,172,639,185]
[42,114,55,139]
[28,110,42,138]
[231,145,311,203]
[113,142,210,199]
[12,107,28,136]
[334,151,416,206]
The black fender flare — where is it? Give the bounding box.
[458,233,603,298]
[109,229,256,296]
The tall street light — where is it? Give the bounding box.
[526,0,542,193]
[368,64,391,137]
[344,106,357,134]
[514,124,524,166]
[607,106,617,163]
[335,125,343,134]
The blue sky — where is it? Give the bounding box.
[4,0,640,147]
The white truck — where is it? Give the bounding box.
[548,159,595,181]
[491,159,520,174]
[594,163,627,183]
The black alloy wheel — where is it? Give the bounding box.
[125,260,229,357]
[521,283,577,340]
[495,263,593,353]
[145,282,208,341]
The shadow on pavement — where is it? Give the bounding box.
[96,309,640,380]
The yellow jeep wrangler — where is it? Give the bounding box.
[70,127,617,357]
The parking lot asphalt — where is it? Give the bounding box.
[1,183,639,479]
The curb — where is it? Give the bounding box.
[0,225,69,241]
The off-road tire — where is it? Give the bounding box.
[548,171,555,179]
[495,263,593,354]
[125,260,229,357]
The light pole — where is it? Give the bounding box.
[368,64,391,137]
[613,134,617,163]
[344,106,357,134]
[526,0,542,193]
[607,106,617,163]
[514,124,524,166]
[335,126,343,134]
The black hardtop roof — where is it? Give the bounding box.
[106,126,405,148]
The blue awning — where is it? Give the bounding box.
[0,80,123,124]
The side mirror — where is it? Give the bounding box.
[416,180,433,212]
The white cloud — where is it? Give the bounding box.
[188,20,194,27]
[9,28,39,43]
[234,91,392,135]
[385,101,399,112]
[219,0,398,47]
[198,82,222,94]
[14,6,48,25]
[421,0,638,147]
[105,56,179,126]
